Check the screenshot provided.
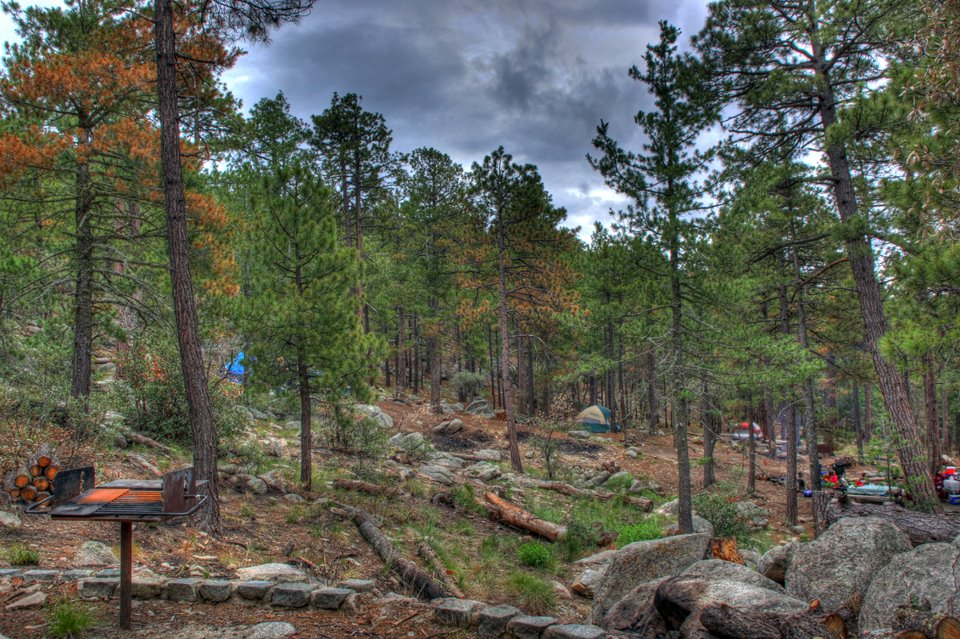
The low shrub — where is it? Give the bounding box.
[558,517,596,561]
[517,542,553,568]
[6,542,40,566]
[692,491,751,543]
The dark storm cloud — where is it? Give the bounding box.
[225,0,709,236]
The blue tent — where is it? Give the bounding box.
[576,405,621,433]
[225,352,246,382]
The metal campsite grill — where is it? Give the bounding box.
[24,466,206,629]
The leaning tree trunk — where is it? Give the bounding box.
[71,126,95,400]
[925,352,940,478]
[815,57,940,512]
[154,0,221,534]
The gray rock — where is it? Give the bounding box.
[475,449,502,462]
[75,540,118,566]
[246,621,298,639]
[237,563,308,582]
[569,430,592,439]
[440,402,465,414]
[604,471,634,488]
[785,516,911,611]
[628,479,646,493]
[574,550,618,567]
[62,569,94,581]
[591,533,710,625]
[0,568,20,577]
[506,615,557,639]
[79,577,118,599]
[0,510,22,529]
[655,499,679,516]
[790,525,806,535]
[400,432,427,450]
[265,439,284,457]
[466,399,494,417]
[740,549,762,570]
[95,568,121,578]
[199,580,233,603]
[270,582,314,608]
[860,542,960,633]
[758,542,797,585]
[419,464,456,486]
[478,604,521,638]
[681,559,784,592]
[21,569,58,582]
[236,580,274,601]
[571,568,606,598]
[311,587,355,610]
[542,625,606,639]
[249,407,270,421]
[132,574,165,599]
[734,500,770,519]
[283,493,305,503]
[600,578,667,632]
[588,471,611,486]
[427,451,464,469]
[463,462,501,481]
[388,432,404,447]
[339,578,376,592]
[5,591,46,610]
[433,419,464,435]
[244,475,269,495]
[356,404,393,429]
[433,597,484,627]
[165,578,200,602]
[626,447,640,459]
[656,575,807,629]
[667,514,714,538]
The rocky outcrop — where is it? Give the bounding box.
[590,533,710,625]
[758,542,797,585]
[785,516,911,611]
[860,542,960,634]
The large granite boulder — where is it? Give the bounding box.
[785,516,911,611]
[590,533,710,625]
[356,404,393,429]
[860,542,960,633]
[680,559,784,593]
[655,575,807,632]
[758,542,797,585]
[236,563,309,583]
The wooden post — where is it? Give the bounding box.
[120,521,132,629]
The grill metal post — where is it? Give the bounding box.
[120,521,132,630]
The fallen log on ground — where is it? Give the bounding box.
[481,491,567,541]
[513,476,653,510]
[348,507,449,600]
[125,452,163,478]
[416,541,464,598]
[698,602,847,639]
[332,479,397,496]
[821,492,960,545]
[893,608,960,639]
[125,432,173,455]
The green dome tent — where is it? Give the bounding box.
[576,405,620,433]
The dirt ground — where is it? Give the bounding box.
[0,397,874,638]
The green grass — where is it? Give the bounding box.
[616,516,665,547]
[517,542,554,569]
[450,484,487,516]
[47,600,97,638]
[5,543,40,566]
[506,572,557,614]
[285,505,305,524]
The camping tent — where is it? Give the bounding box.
[576,405,618,433]
[225,352,246,383]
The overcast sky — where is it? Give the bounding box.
[223,0,711,238]
[0,0,711,238]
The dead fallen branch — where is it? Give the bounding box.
[332,479,397,497]
[347,507,449,600]
[482,491,566,541]
[417,541,464,598]
[125,432,173,455]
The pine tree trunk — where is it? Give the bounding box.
[606,314,616,425]
[396,306,405,397]
[748,395,757,496]
[787,404,799,526]
[647,344,658,435]
[487,326,496,408]
[865,384,873,442]
[517,329,526,417]
[496,208,522,473]
[526,336,535,415]
[428,301,441,414]
[71,126,95,399]
[853,382,864,464]
[702,381,716,489]
[925,352,940,477]
[154,0,221,534]
[298,354,312,490]
[669,213,692,533]
[815,53,940,512]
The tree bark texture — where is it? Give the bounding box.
[71,126,94,399]
[154,0,221,533]
[297,354,312,490]
[496,206,522,472]
[814,49,940,512]
[925,353,940,477]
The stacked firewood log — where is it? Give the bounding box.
[4,447,58,503]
